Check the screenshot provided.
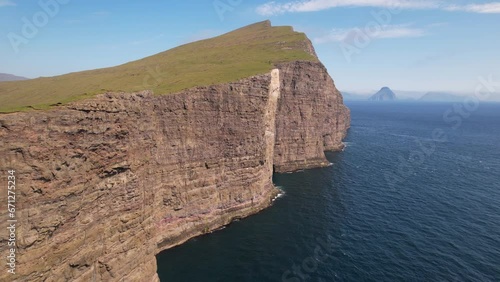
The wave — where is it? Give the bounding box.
[272,187,286,202]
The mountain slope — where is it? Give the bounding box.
[0,73,28,82]
[0,21,317,113]
[369,87,397,101]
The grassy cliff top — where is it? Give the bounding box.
[0,21,317,113]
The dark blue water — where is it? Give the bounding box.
[157,101,500,281]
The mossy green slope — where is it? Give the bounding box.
[0,21,317,113]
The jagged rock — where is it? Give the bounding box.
[0,44,349,282]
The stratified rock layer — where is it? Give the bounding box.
[274,61,350,172]
[0,61,349,281]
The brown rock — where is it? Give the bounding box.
[0,62,349,281]
[274,61,350,172]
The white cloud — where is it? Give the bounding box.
[445,3,500,13]
[256,0,438,15]
[0,0,15,7]
[314,24,426,44]
[256,0,500,15]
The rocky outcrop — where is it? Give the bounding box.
[0,62,348,281]
[274,61,350,172]
[369,87,397,101]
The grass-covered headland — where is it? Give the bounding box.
[0,21,316,113]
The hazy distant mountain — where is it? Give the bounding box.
[341,91,369,101]
[369,87,397,101]
[419,92,464,102]
[392,90,425,100]
[0,73,28,82]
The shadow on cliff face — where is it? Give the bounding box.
[156,149,348,282]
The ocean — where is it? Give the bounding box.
[156,101,500,281]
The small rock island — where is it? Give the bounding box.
[369,87,397,101]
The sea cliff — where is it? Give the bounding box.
[0,22,349,281]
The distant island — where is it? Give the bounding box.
[419,92,464,102]
[369,87,397,101]
[0,73,28,82]
[340,89,500,102]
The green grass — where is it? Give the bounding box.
[0,21,317,113]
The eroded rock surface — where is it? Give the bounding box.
[274,61,350,172]
[0,62,349,281]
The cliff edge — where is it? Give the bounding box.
[0,21,349,281]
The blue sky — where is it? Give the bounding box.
[1,0,499,94]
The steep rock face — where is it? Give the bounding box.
[274,61,350,172]
[0,62,348,281]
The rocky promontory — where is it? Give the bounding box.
[0,21,349,281]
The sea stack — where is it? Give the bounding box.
[369,87,397,101]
